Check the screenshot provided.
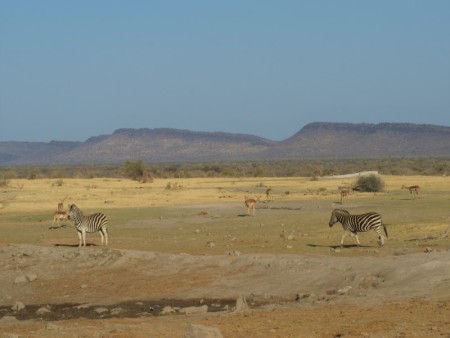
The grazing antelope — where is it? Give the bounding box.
[266,188,273,201]
[244,195,260,216]
[402,185,420,198]
[52,210,68,227]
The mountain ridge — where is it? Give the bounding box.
[1,122,449,165]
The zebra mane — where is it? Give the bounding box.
[333,209,350,214]
[69,204,84,217]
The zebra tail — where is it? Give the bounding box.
[383,225,388,238]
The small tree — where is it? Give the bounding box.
[355,174,385,192]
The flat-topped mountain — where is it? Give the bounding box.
[1,122,449,165]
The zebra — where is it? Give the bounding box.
[67,204,108,247]
[328,209,388,248]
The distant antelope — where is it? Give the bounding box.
[244,195,260,216]
[340,189,351,203]
[52,210,68,227]
[402,185,420,198]
[57,198,65,212]
[266,188,273,201]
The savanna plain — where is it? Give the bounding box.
[0,175,449,337]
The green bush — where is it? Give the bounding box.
[355,174,385,192]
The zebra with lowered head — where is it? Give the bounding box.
[67,204,108,247]
[328,209,388,248]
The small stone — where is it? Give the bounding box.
[36,307,52,315]
[26,273,38,282]
[11,301,25,311]
[179,305,208,315]
[160,305,176,315]
[14,276,27,284]
[94,307,109,314]
[184,324,223,338]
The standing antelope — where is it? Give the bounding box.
[244,196,260,216]
[266,188,273,201]
[402,185,420,198]
[57,198,65,212]
[339,189,351,203]
[52,210,68,227]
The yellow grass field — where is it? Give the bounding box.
[1,175,449,254]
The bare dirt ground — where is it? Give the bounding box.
[1,243,449,337]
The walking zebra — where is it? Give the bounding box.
[67,204,108,247]
[328,209,388,248]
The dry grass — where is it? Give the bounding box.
[1,175,449,254]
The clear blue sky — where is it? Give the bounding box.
[1,1,449,142]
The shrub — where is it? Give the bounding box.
[355,175,385,192]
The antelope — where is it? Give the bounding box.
[266,188,273,201]
[57,198,65,212]
[52,210,68,227]
[340,189,351,203]
[402,185,420,198]
[244,195,260,216]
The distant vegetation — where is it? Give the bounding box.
[355,175,385,192]
[0,158,449,182]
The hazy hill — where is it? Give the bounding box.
[1,123,449,165]
[263,122,450,159]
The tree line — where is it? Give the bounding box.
[0,157,449,184]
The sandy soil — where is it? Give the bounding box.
[1,243,449,337]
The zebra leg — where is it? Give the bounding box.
[340,231,350,248]
[104,229,108,246]
[375,229,385,246]
[82,229,87,247]
[77,231,82,247]
[99,230,104,245]
[353,234,361,247]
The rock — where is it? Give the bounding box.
[26,273,38,282]
[184,324,223,338]
[11,301,25,311]
[0,316,19,324]
[179,305,208,315]
[94,307,109,314]
[326,288,337,295]
[337,286,352,295]
[234,296,249,312]
[160,305,176,315]
[36,307,52,315]
[14,275,27,284]
[110,307,126,316]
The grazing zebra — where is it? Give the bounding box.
[328,209,388,248]
[67,204,108,247]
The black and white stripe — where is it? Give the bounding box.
[67,204,108,247]
[328,209,388,247]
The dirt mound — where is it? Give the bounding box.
[2,244,449,307]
